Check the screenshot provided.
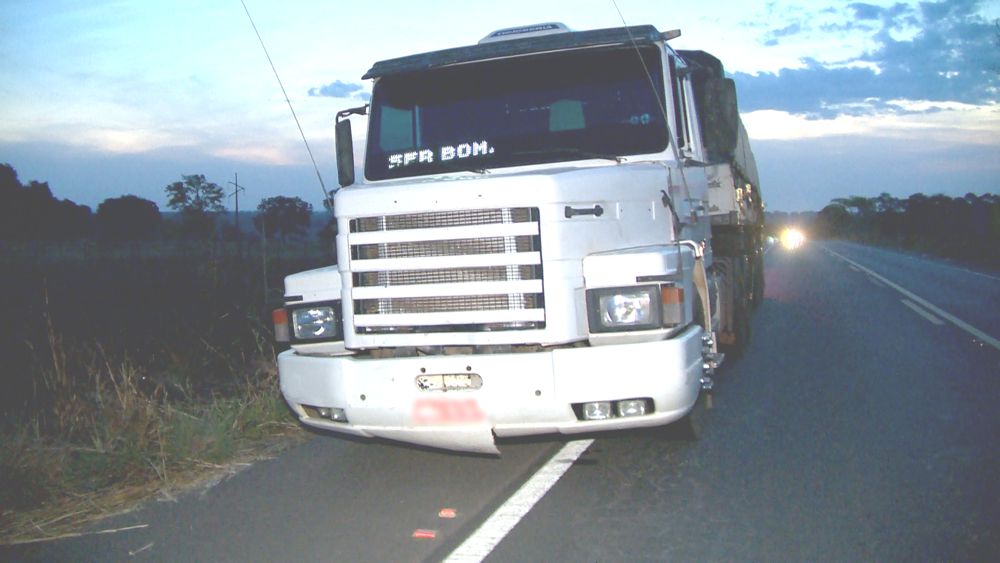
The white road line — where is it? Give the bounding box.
[445,439,593,562]
[901,299,945,325]
[961,268,1000,283]
[895,251,1000,283]
[849,265,861,272]
[826,248,1000,352]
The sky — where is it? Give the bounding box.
[1,0,998,213]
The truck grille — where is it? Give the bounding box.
[349,208,544,333]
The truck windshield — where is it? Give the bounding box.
[365,45,667,181]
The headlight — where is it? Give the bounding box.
[290,302,342,341]
[587,285,660,332]
[780,228,806,250]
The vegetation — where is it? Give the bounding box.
[254,196,313,241]
[95,195,162,241]
[812,192,1000,269]
[0,164,332,543]
[0,164,91,240]
[164,174,225,240]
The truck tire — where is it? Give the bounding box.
[733,270,751,350]
[751,252,764,309]
[720,258,751,357]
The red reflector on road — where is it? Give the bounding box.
[438,508,457,519]
[412,529,438,539]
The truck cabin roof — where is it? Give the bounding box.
[362,24,666,80]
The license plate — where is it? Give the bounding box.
[415,373,483,391]
[412,398,486,425]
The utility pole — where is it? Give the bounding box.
[228,173,246,258]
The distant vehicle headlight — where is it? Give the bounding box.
[780,228,806,250]
[587,285,660,332]
[291,303,342,341]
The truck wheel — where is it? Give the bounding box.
[720,260,750,357]
[738,270,752,347]
[751,253,764,309]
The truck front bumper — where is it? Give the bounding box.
[278,325,704,454]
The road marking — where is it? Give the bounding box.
[895,252,1000,283]
[867,276,886,288]
[444,439,593,562]
[961,268,1000,283]
[901,299,945,325]
[826,248,1000,352]
[849,265,861,272]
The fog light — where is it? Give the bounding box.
[304,405,348,422]
[582,401,613,420]
[616,399,649,417]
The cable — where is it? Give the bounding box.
[611,0,693,210]
[240,0,334,209]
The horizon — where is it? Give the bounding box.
[2,0,999,213]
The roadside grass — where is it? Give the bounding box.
[0,335,305,544]
[0,244,325,545]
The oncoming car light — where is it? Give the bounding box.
[290,302,342,341]
[780,228,806,250]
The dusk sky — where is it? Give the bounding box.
[1,0,998,213]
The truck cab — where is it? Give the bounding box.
[274,23,761,453]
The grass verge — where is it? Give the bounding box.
[0,327,305,545]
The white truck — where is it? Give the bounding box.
[273,23,763,454]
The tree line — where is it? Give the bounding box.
[0,163,319,243]
[812,192,1000,268]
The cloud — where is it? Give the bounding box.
[849,3,883,21]
[734,0,1000,118]
[763,22,805,46]
[308,80,370,100]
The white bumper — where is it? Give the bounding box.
[279,325,704,454]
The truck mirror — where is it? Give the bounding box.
[336,118,355,187]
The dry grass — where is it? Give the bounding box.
[0,426,306,545]
[0,310,306,545]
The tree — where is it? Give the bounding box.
[814,203,851,238]
[831,195,875,218]
[0,163,92,240]
[164,174,224,239]
[254,196,312,242]
[96,195,161,241]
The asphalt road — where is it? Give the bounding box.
[5,240,1000,562]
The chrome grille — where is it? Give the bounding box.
[352,208,534,232]
[355,266,542,287]
[348,207,544,334]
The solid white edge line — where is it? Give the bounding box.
[444,439,594,562]
[900,299,945,325]
[867,276,887,288]
[825,248,1000,352]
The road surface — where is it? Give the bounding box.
[5,240,999,561]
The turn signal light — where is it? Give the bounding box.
[272,308,290,342]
